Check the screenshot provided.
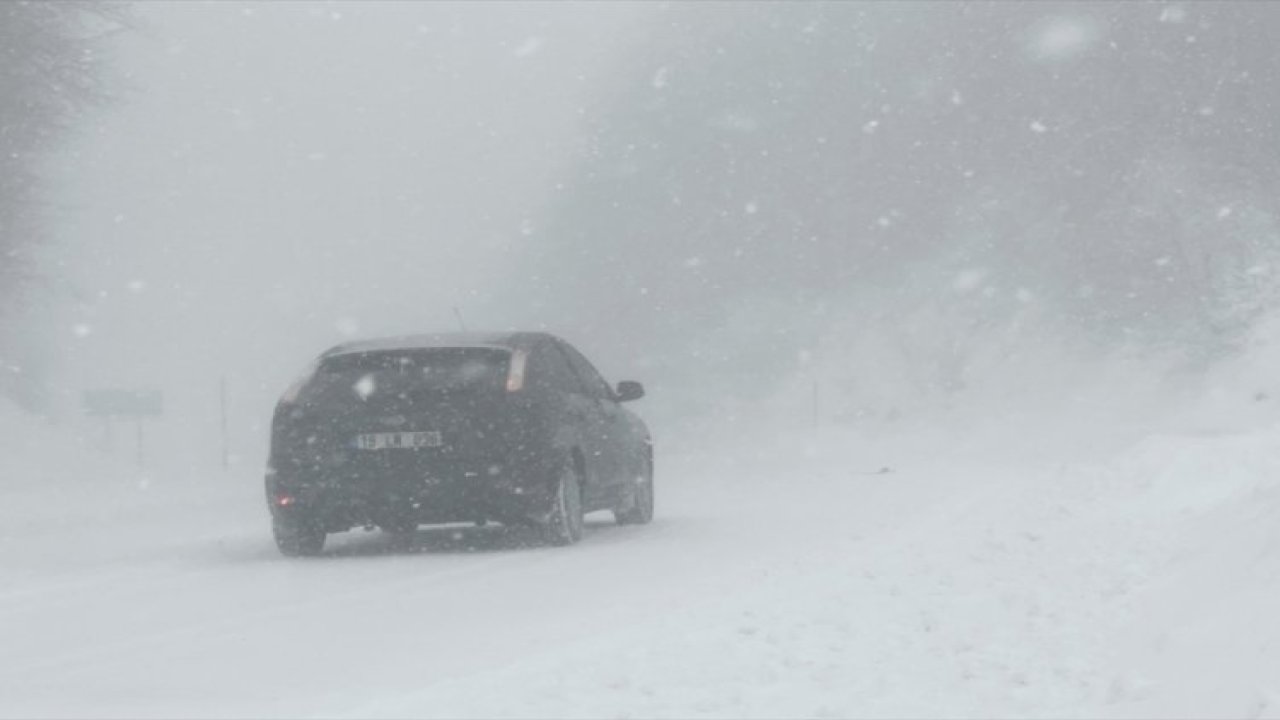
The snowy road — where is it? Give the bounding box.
[0,433,951,719]
[3,426,1280,718]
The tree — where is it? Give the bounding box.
[0,1,125,408]
[494,2,1280,411]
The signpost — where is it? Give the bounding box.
[219,377,229,471]
[82,389,164,469]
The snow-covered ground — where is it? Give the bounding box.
[3,397,1280,718]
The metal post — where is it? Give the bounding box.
[219,376,229,471]
[135,417,144,470]
[812,379,820,431]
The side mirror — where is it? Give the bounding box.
[615,381,645,403]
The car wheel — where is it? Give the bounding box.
[544,459,585,546]
[614,455,654,525]
[273,515,326,557]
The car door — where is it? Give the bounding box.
[555,340,635,504]
[529,342,612,508]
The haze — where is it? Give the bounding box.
[5,2,1280,717]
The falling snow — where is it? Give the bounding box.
[1159,5,1188,24]
[1026,16,1100,61]
[7,4,1280,718]
[952,268,988,292]
[652,66,669,89]
[353,373,376,399]
[335,317,360,336]
[512,36,544,58]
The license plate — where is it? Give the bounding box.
[354,431,442,450]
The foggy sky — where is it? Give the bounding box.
[45,1,650,462]
[30,1,1280,470]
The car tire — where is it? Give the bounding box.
[544,459,585,546]
[273,515,326,557]
[614,454,654,526]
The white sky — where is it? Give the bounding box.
[46,1,650,456]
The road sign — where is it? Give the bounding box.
[81,388,163,470]
[81,389,163,418]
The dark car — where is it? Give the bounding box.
[264,332,653,556]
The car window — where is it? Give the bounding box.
[528,343,583,395]
[556,342,614,401]
[313,348,510,399]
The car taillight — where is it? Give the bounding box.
[506,349,527,392]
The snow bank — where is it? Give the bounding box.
[1099,429,1280,718]
[346,416,1280,719]
[0,399,133,488]
[7,342,1280,717]
[0,399,246,563]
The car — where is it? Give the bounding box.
[264,331,653,556]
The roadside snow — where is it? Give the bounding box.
[348,425,1280,719]
[4,398,1280,717]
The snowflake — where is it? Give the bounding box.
[353,374,376,400]
[953,269,988,292]
[335,317,360,336]
[512,37,544,58]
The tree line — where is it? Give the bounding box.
[495,2,1280,415]
[0,1,124,408]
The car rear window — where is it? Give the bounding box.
[316,348,511,396]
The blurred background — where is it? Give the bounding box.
[5,1,1280,475]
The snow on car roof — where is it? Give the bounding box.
[322,331,549,357]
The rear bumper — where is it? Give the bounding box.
[266,456,557,531]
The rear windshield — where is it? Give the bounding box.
[313,348,511,398]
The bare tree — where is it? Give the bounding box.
[0,1,126,406]
[499,2,1280,406]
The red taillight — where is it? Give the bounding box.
[506,349,528,392]
[276,495,297,507]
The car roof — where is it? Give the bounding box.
[322,331,554,358]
